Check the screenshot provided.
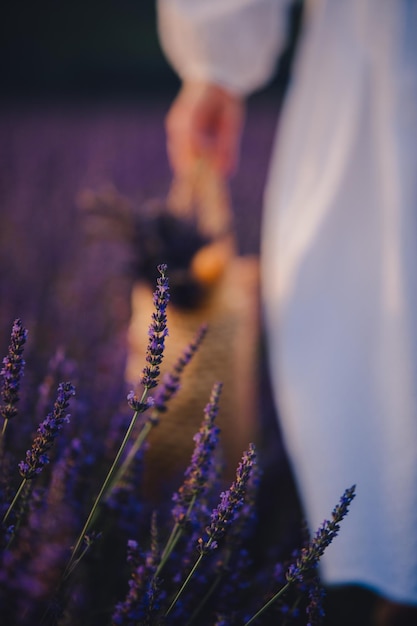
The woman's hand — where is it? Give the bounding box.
[165,82,245,178]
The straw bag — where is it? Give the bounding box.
[126,164,260,498]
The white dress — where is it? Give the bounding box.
[157,0,417,605]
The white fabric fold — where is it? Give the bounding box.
[157,0,285,95]
[157,0,417,605]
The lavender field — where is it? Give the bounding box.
[0,94,285,439]
[0,95,309,624]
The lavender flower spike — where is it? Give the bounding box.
[171,381,222,524]
[286,485,356,583]
[164,443,257,618]
[153,323,207,415]
[19,382,75,479]
[112,522,161,626]
[243,485,355,626]
[200,443,257,554]
[140,264,170,391]
[0,318,28,424]
[153,382,222,581]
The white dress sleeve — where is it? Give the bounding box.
[157,0,287,96]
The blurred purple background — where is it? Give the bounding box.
[0,0,302,366]
[0,95,278,381]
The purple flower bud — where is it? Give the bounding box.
[200,443,257,553]
[127,391,154,413]
[306,574,326,625]
[171,382,222,523]
[153,324,207,414]
[140,265,170,390]
[18,382,75,480]
[286,485,356,583]
[112,529,162,625]
[0,318,28,421]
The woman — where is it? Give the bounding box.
[157,1,417,623]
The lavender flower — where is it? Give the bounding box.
[18,382,75,480]
[200,443,257,554]
[286,485,356,584]
[0,319,28,423]
[243,486,356,626]
[207,547,253,621]
[35,347,76,423]
[127,392,154,413]
[171,382,222,524]
[153,383,222,586]
[140,264,170,390]
[305,574,326,625]
[112,516,163,626]
[153,324,207,415]
[226,457,260,548]
[203,470,259,621]
[165,444,257,619]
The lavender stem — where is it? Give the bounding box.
[2,477,28,525]
[104,419,153,501]
[165,552,204,617]
[64,393,148,578]
[154,494,197,580]
[243,583,291,626]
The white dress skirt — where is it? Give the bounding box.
[157,0,417,605]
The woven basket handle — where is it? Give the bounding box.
[167,159,237,284]
[167,158,235,242]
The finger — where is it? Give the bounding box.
[165,101,193,175]
[215,99,245,176]
[166,96,206,176]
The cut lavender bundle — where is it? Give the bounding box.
[0,319,28,435]
[2,382,75,527]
